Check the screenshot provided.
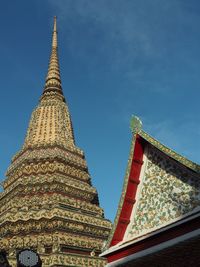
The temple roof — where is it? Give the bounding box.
[102,116,200,264]
[130,116,200,173]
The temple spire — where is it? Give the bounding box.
[43,16,63,96]
[52,16,57,48]
[1,17,112,267]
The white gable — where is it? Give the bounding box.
[126,143,200,240]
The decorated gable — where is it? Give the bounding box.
[127,142,200,239]
[107,116,200,249]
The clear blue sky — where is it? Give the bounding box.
[1,1,200,222]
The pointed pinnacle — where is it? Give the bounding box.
[52,16,57,48]
[130,115,142,134]
[43,16,63,97]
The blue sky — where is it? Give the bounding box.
[1,0,200,222]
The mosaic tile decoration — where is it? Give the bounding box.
[127,143,200,239]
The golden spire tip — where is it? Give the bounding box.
[53,16,57,32]
[52,16,57,48]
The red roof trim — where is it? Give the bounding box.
[110,135,145,246]
[107,214,200,263]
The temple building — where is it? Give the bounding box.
[0,17,111,267]
[102,116,200,266]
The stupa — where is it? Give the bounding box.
[0,17,111,267]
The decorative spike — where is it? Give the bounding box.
[130,115,142,134]
[43,16,63,96]
[52,16,57,48]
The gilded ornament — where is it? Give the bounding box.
[0,16,111,267]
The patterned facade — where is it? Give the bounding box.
[127,143,200,238]
[103,116,200,266]
[0,17,111,267]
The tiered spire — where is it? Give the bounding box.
[21,16,75,149]
[0,17,111,267]
[43,16,63,96]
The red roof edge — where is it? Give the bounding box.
[110,134,145,246]
[107,213,200,263]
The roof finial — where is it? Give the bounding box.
[43,16,64,98]
[130,115,142,134]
